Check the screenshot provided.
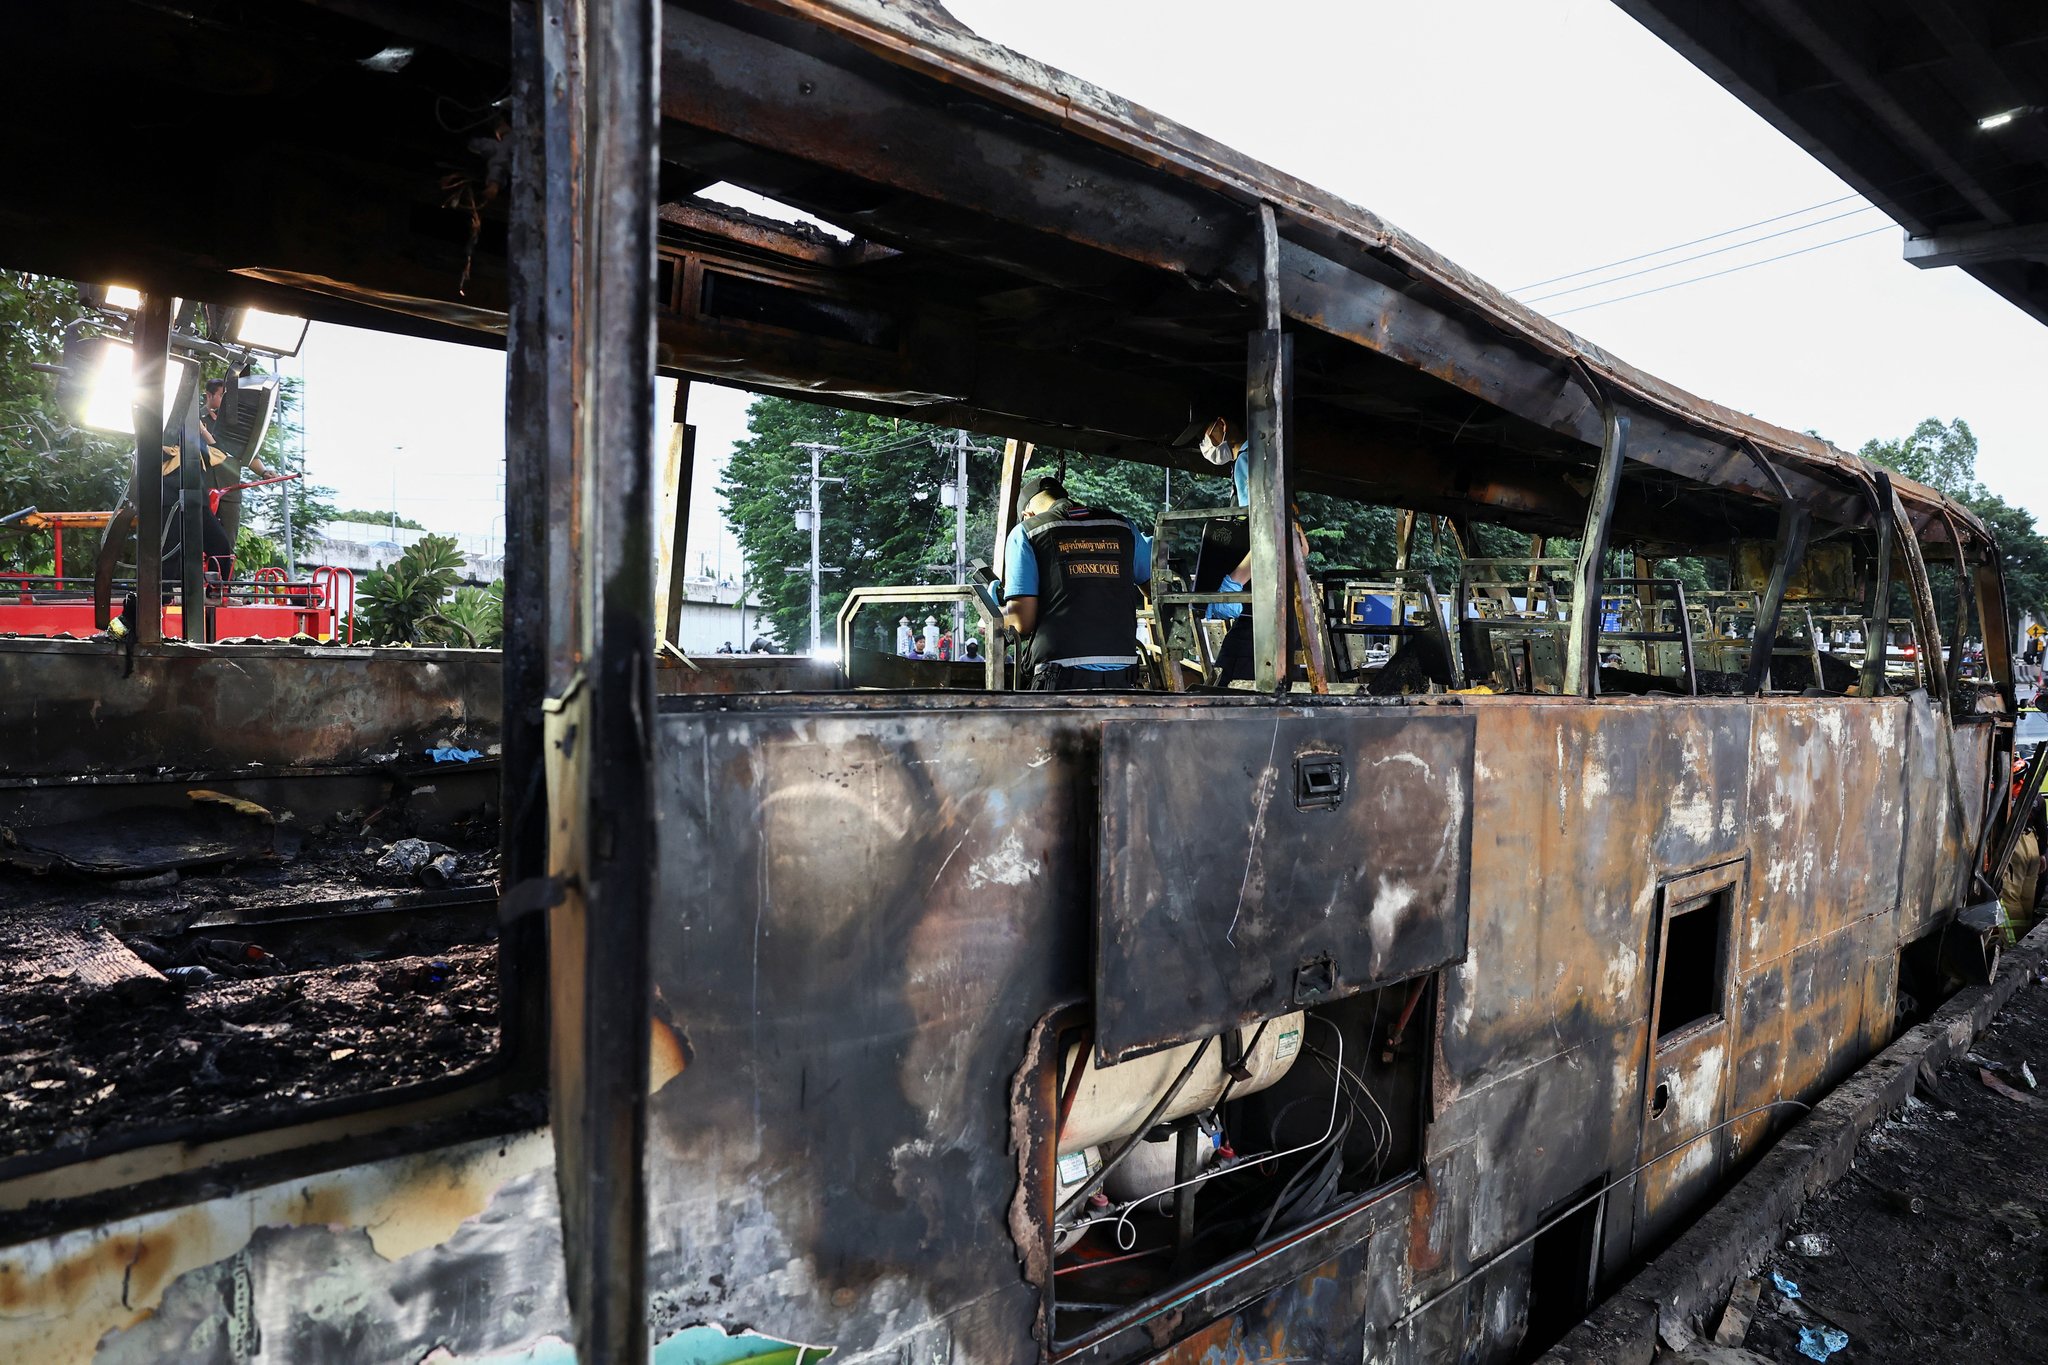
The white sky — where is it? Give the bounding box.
[295,0,2048,558]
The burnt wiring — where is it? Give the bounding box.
[1057,1016,1349,1253]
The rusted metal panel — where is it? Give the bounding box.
[644,702,1094,1361]
[654,655,842,693]
[1094,711,1474,1063]
[1895,692,1959,940]
[0,1132,566,1364]
[1137,1240,1370,1364]
[0,683,2000,1362]
[1742,700,1909,975]
[0,639,500,779]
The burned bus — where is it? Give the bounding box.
[0,2,2021,1362]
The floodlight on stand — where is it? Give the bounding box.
[78,341,192,436]
[101,285,144,311]
[233,307,311,356]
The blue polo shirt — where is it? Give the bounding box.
[1210,446,1252,621]
[1000,514,1152,671]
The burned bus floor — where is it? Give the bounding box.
[0,816,502,1160]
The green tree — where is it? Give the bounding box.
[1860,418,1978,499]
[335,507,427,531]
[724,396,1553,650]
[722,399,1002,650]
[247,373,335,563]
[234,525,282,572]
[0,274,130,572]
[434,581,504,648]
[356,533,467,644]
[1961,490,2048,636]
[1862,416,2048,637]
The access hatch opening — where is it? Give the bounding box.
[1027,977,1435,1355]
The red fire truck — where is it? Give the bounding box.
[0,507,354,642]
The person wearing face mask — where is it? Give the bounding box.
[1196,416,1258,683]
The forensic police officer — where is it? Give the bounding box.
[1000,474,1151,690]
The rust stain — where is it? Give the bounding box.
[1407,1177,1443,1276]
[0,1134,552,1362]
[650,1015,688,1093]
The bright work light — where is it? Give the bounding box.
[233,307,311,356]
[79,342,191,437]
[1978,107,2038,130]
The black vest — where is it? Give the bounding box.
[1020,500,1140,669]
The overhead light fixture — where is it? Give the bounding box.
[78,341,192,436]
[1978,106,2039,131]
[101,285,144,311]
[232,307,311,357]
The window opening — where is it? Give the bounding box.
[0,281,513,1182]
[1653,892,1727,1041]
[1518,1178,1606,1361]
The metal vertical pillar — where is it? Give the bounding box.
[1741,503,1811,696]
[502,0,566,1083]
[130,294,170,645]
[1247,204,1294,693]
[176,394,208,642]
[993,438,1030,565]
[810,444,824,652]
[1860,473,1895,698]
[511,0,659,1358]
[281,388,297,577]
[1565,406,1628,696]
[656,379,695,650]
[953,427,969,644]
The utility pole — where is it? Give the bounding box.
[792,443,844,654]
[283,359,301,576]
[952,428,969,641]
[281,457,296,577]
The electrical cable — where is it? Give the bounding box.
[1529,166,2048,317]
[1059,1018,1346,1252]
[1548,226,1894,318]
[1511,192,1867,292]
[1509,158,1989,293]
[1211,1017,1274,1114]
[1310,1046,1391,1181]
[1523,204,1878,305]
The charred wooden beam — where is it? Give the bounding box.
[515,0,661,1358]
[130,294,170,647]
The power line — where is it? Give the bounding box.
[1517,163,2048,304]
[1512,192,1864,292]
[1523,204,1878,304]
[1549,224,1894,317]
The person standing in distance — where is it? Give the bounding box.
[1000,474,1151,690]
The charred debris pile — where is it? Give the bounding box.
[0,792,500,1157]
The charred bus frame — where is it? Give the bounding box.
[0,3,2023,1363]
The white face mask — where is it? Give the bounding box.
[1199,421,1236,465]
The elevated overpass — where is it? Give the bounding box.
[1619,1,2048,326]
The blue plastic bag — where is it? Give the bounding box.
[1772,1270,1801,1300]
[1797,1324,1848,1361]
[428,746,483,764]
